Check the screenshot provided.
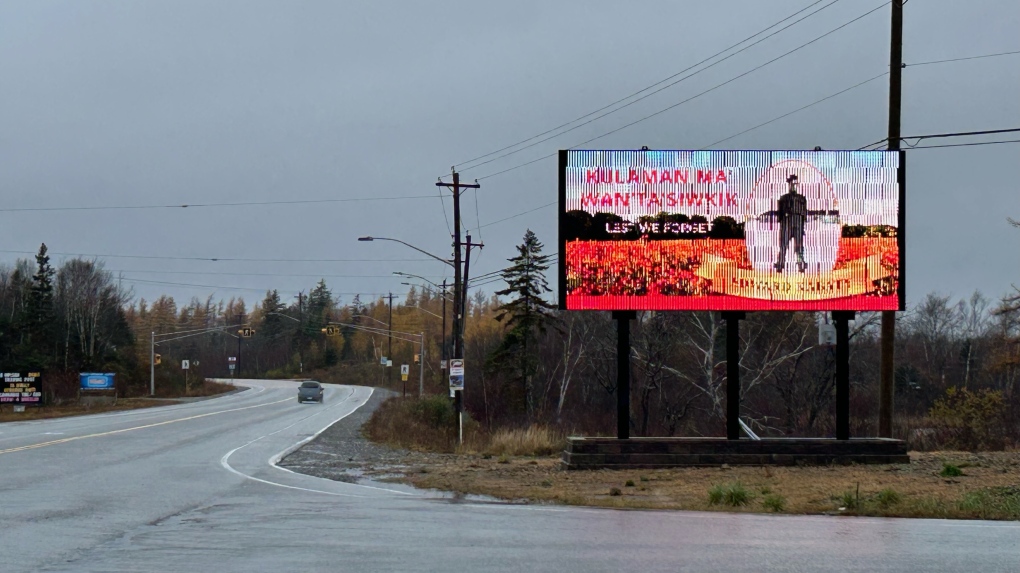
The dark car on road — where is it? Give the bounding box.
[297,381,324,403]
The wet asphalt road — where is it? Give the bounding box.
[1,379,1017,572]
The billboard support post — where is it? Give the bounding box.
[613,311,635,439]
[722,312,746,440]
[833,311,856,440]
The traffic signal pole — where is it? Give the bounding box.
[150,331,155,396]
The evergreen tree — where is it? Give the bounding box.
[18,244,57,366]
[260,289,286,339]
[492,230,558,419]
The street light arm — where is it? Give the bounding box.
[265,312,302,323]
[413,304,444,320]
[359,236,454,267]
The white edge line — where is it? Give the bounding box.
[267,387,417,497]
[220,386,416,498]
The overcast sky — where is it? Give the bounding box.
[1,0,1017,311]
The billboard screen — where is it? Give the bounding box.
[2,371,42,405]
[80,372,116,390]
[559,149,904,311]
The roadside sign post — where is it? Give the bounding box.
[182,360,190,395]
[449,359,465,444]
[228,356,237,378]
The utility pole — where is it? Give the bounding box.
[236,313,245,379]
[388,292,395,394]
[437,169,480,443]
[880,0,904,439]
[150,331,155,396]
[441,279,448,367]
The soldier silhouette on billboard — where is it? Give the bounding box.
[775,174,808,273]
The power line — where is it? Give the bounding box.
[120,277,397,297]
[476,1,889,181]
[478,201,557,229]
[906,139,1020,149]
[0,195,437,213]
[908,49,1020,67]
[701,71,889,148]
[0,249,435,263]
[457,0,843,174]
[858,127,1020,150]
[109,269,448,279]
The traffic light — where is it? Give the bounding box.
[154,353,161,365]
[414,353,420,364]
[239,327,254,338]
[321,326,338,336]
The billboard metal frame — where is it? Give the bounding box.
[558,149,906,312]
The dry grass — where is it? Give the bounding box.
[389,451,1020,520]
[0,398,170,423]
[483,426,565,457]
[0,380,238,423]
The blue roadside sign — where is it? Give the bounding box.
[80,373,116,390]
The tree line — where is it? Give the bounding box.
[2,238,1017,449]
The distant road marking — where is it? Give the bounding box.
[0,395,293,456]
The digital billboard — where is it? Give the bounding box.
[2,371,42,405]
[80,372,116,390]
[559,150,904,311]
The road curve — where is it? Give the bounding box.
[1,379,1016,573]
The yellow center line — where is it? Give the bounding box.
[0,395,294,456]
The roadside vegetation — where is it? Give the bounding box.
[0,380,237,423]
[381,450,1020,521]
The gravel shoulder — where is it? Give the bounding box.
[278,388,449,482]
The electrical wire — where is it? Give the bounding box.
[476,1,889,181]
[478,201,557,229]
[120,276,396,297]
[0,195,438,213]
[908,49,1020,67]
[857,128,1020,150]
[108,269,448,279]
[451,0,838,171]
[906,139,1020,149]
[700,71,889,148]
[0,249,434,263]
[459,0,846,174]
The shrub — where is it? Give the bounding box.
[762,493,786,512]
[929,387,1008,450]
[708,482,753,507]
[839,489,860,510]
[724,482,752,507]
[876,488,901,508]
[609,487,622,496]
[363,396,461,453]
[940,463,964,478]
[708,484,725,505]
[625,480,636,487]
